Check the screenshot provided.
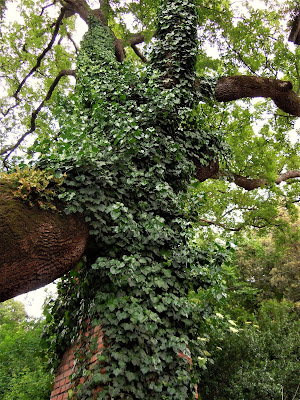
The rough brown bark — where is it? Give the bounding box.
[0,182,89,302]
[213,76,300,116]
[289,11,300,45]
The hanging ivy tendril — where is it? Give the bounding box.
[41,1,226,399]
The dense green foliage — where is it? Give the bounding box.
[1,0,299,233]
[192,224,300,400]
[0,300,53,400]
[197,299,300,400]
[236,218,300,306]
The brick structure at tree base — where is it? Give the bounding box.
[50,324,198,400]
[50,324,104,400]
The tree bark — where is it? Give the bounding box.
[213,76,300,116]
[0,182,89,302]
[289,10,300,45]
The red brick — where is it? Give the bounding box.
[52,387,62,396]
[63,370,72,379]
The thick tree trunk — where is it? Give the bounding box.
[0,182,89,302]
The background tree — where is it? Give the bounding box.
[0,299,53,400]
[235,215,300,306]
[197,299,300,400]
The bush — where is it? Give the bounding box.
[198,300,300,400]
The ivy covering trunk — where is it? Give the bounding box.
[42,1,226,398]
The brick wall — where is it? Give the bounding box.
[50,324,104,400]
[50,324,198,400]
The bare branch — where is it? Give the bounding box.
[216,170,300,191]
[199,218,244,232]
[194,156,300,190]
[66,30,79,53]
[40,2,57,16]
[202,75,300,117]
[1,70,76,162]
[232,170,300,190]
[275,170,300,184]
[231,174,267,191]
[131,44,148,63]
[129,32,146,46]
[13,7,67,100]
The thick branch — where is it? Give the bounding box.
[196,76,300,116]
[195,156,300,190]
[213,75,300,116]
[62,0,91,22]
[232,170,300,190]
[62,0,107,26]
[275,170,300,184]
[1,70,76,160]
[131,44,148,63]
[232,174,268,191]
[0,182,89,302]
[201,169,300,190]
[129,32,146,46]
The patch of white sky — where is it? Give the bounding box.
[5,0,299,317]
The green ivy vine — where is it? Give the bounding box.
[41,1,227,399]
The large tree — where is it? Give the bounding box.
[0,0,299,397]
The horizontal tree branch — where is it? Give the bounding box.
[195,157,300,190]
[196,75,300,117]
[275,170,300,184]
[212,169,300,190]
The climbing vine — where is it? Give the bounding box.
[41,1,226,399]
